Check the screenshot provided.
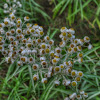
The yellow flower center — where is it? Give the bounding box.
[55,67,60,71]
[72,81,77,86]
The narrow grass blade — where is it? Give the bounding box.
[28,65,35,93]
[50,29,59,39]
[87,91,100,100]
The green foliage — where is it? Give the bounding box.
[19,0,50,24]
[53,0,100,28]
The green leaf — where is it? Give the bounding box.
[96,97,100,100]
[28,65,35,93]
[50,29,59,39]
[53,0,66,19]
[40,77,56,100]
[31,0,43,8]
[52,88,73,94]
[83,46,100,57]
[84,74,100,79]
[59,0,70,15]
[68,0,92,19]
[80,0,83,20]
[87,91,100,100]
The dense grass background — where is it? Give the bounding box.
[0,0,100,100]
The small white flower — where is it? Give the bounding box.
[9,36,15,41]
[59,41,66,47]
[48,66,53,72]
[71,70,77,77]
[41,78,47,83]
[50,51,54,57]
[77,71,83,77]
[26,49,32,55]
[60,27,67,33]
[32,64,39,70]
[21,50,27,55]
[54,54,60,61]
[54,80,60,86]
[10,21,16,27]
[64,62,69,67]
[17,19,22,24]
[59,64,64,69]
[5,57,11,63]
[77,53,83,58]
[49,39,54,45]
[9,13,15,17]
[77,46,82,51]
[63,80,71,86]
[59,34,63,38]
[69,93,76,99]
[83,93,88,98]
[28,57,34,63]
[47,71,52,78]
[64,97,69,100]
[26,23,32,28]
[4,3,8,9]
[68,28,75,34]
[40,57,46,61]
[0,45,4,51]
[54,66,61,73]
[27,38,32,43]
[24,16,30,21]
[40,49,45,55]
[13,10,16,13]
[52,59,57,65]
[16,28,22,34]
[17,1,21,5]
[0,28,5,34]
[4,10,10,13]
[78,39,84,46]
[4,18,10,26]
[78,58,83,63]
[84,36,90,43]
[33,24,39,29]
[80,90,84,95]
[19,4,22,8]
[33,74,39,81]
[44,36,50,42]
[55,47,61,54]
[31,49,37,54]
[9,7,13,11]
[76,95,82,100]
[41,61,47,66]
[10,29,15,35]
[17,61,23,66]
[38,26,43,31]
[20,56,28,63]
[12,4,16,8]
[88,44,92,50]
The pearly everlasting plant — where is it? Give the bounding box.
[0,0,93,100]
[3,0,22,14]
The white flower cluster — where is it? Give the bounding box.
[0,1,93,100]
[64,91,88,100]
[4,0,22,14]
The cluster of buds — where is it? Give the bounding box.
[0,1,93,100]
[3,0,22,14]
